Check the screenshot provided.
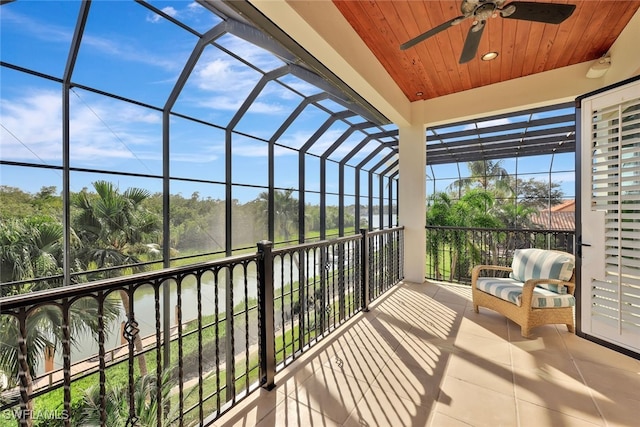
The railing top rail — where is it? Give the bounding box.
[270,226,404,256]
[367,225,405,237]
[271,234,363,257]
[0,252,259,311]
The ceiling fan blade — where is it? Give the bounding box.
[502,1,576,24]
[459,21,485,64]
[400,16,467,50]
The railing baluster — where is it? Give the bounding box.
[244,262,250,393]
[17,308,29,427]
[123,286,138,426]
[197,272,204,426]
[279,255,286,360]
[257,240,275,390]
[360,228,370,311]
[214,269,221,415]
[225,270,234,402]
[298,251,306,352]
[98,292,107,427]
[62,301,71,427]
[154,284,162,427]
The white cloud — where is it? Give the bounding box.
[81,34,180,71]
[188,2,202,12]
[194,58,258,95]
[277,130,312,150]
[146,6,179,23]
[191,57,289,116]
[1,9,71,44]
[1,90,64,162]
[0,88,163,166]
[162,6,179,18]
[307,129,347,154]
[216,35,285,71]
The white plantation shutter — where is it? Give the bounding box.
[589,94,640,343]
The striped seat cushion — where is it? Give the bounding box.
[476,277,576,308]
[510,248,574,293]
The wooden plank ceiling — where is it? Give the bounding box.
[333,0,640,102]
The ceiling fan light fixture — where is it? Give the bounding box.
[400,0,576,64]
[586,56,611,79]
[481,51,499,61]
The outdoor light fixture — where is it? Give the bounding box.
[586,56,611,79]
[416,91,424,97]
[481,52,499,61]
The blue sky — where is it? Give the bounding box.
[0,0,574,203]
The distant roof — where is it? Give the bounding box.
[549,200,575,212]
[530,211,575,231]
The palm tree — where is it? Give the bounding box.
[71,181,162,376]
[449,189,504,273]
[0,217,65,294]
[448,160,511,195]
[426,192,454,280]
[426,190,504,280]
[75,368,183,426]
[257,189,299,243]
[0,217,118,421]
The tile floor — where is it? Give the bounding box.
[213,281,640,427]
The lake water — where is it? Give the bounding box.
[47,253,328,373]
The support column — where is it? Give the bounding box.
[398,123,426,283]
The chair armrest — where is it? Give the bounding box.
[521,278,576,308]
[471,265,513,290]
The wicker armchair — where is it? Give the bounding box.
[471,249,576,338]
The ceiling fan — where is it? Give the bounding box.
[400,0,576,64]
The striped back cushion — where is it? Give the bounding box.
[511,249,575,284]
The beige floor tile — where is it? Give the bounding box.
[510,340,584,382]
[428,411,474,426]
[574,358,640,403]
[406,302,462,339]
[434,375,518,427]
[357,313,409,350]
[343,385,432,427]
[432,285,473,304]
[323,339,391,382]
[517,399,604,427]
[453,330,513,363]
[459,309,510,341]
[254,396,342,427]
[274,362,318,399]
[214,388,280,427]
[284,365,371,424]
[444,353,515,396]
[514,369,603,424]
[429,297,470,313]
[333,320,400,357]
[403,281,440,297]
[370,355,444,403]
[593,393,640,427]
[563,334,640,373]
[392,336,456,371]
